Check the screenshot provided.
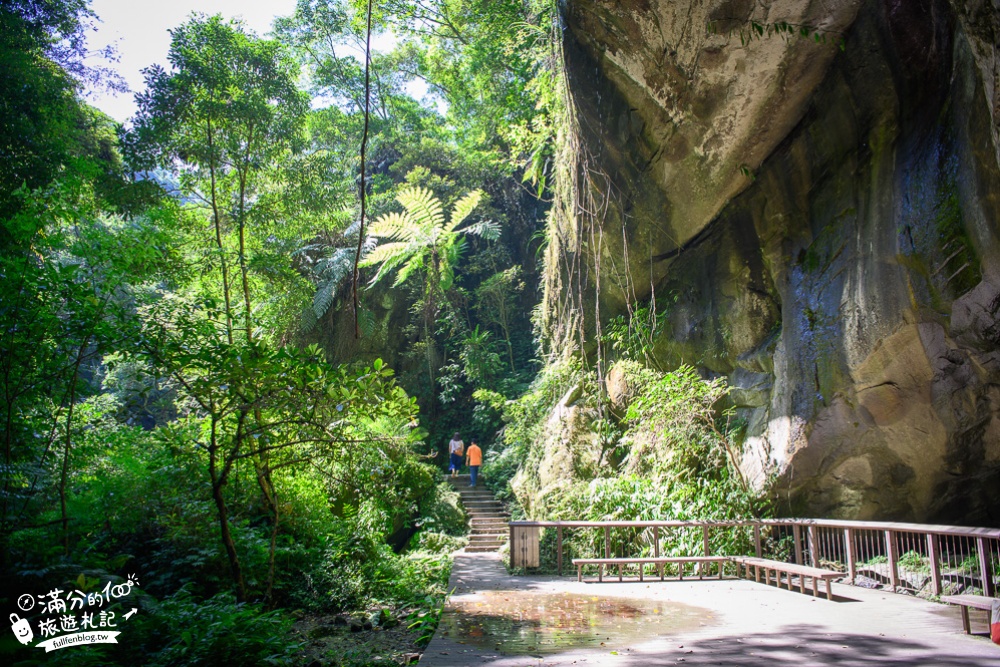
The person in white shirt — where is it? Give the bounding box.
[448,433,464,477]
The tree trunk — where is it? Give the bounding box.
[209,418,246,601]
[211,478,246,602]
[206,119,234,345]
[236,134,253,343]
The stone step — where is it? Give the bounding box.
[471,533,506,539]
[449,473,509,552]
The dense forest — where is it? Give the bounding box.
[9,0,997,664]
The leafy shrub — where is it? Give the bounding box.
[409,530,467,554]
[416,482,468,537]
[134,590,300,667]
[898,550,930,573]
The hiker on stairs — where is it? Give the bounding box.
[448,432,464,478]
[466,441,482,487]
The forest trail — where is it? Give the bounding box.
[419,554,1000,666]
[448,474,508,552]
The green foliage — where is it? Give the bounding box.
[459,326,505,386]
[126,14,312,343]
[374,0,558,159]
[43,590,300,667]
[623,365,735,480]
[135,590,300,667]
[479,357,584,501]
[602,300,670,367]
[475,266,524,370]
[362,184,494,290]
[898,550,930,573]
[545,472,756,564]
[419,481,467,533]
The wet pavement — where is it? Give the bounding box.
[419,551,1000,666]
[436,591,712,654]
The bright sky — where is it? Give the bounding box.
[85,0,410,123]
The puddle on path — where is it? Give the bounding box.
[436,591,714,655]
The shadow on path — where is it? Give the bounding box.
[630,625,998,666]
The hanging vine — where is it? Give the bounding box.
[352,0,375,339]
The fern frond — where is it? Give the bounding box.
[459,219,500,241]
[301,306,320,333]
[362,242,414,285]
[440,261,455,291]
[359,241,410,268]
[312,275,340,319]
[393,254,425,287]
[315,246,355,281]
[446,189,484,232]
[369,211,417,242]
[397,186,445,233]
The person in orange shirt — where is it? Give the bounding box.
[465,441,482,487]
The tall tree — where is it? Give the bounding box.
[125,16,316,599]
[127,15,310,344]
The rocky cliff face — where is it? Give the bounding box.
[547,0,1000,523]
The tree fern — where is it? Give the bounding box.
[360,185,490,289]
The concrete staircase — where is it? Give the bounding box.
[447,474,508,553]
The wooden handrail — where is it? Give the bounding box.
[508,518,1000,540]
[511,517,999,594]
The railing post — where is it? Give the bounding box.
[654,526,660,558]
[844,528,856,583]
[604,526,611,559]
[977,537,995,597]
[702,525,710,576]
[509,524,515,566]
[927,533,942,596]
[793,525,803,565]
[557,526,563,577]
[808,526,819,568]
[753,524,762,558]
[885,530,899,591]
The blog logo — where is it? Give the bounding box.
[9,574,139,653]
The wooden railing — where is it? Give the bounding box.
[508,519,1000,598]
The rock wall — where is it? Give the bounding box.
[550,0,1000,523]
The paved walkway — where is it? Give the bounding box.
[421,552,999,666]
